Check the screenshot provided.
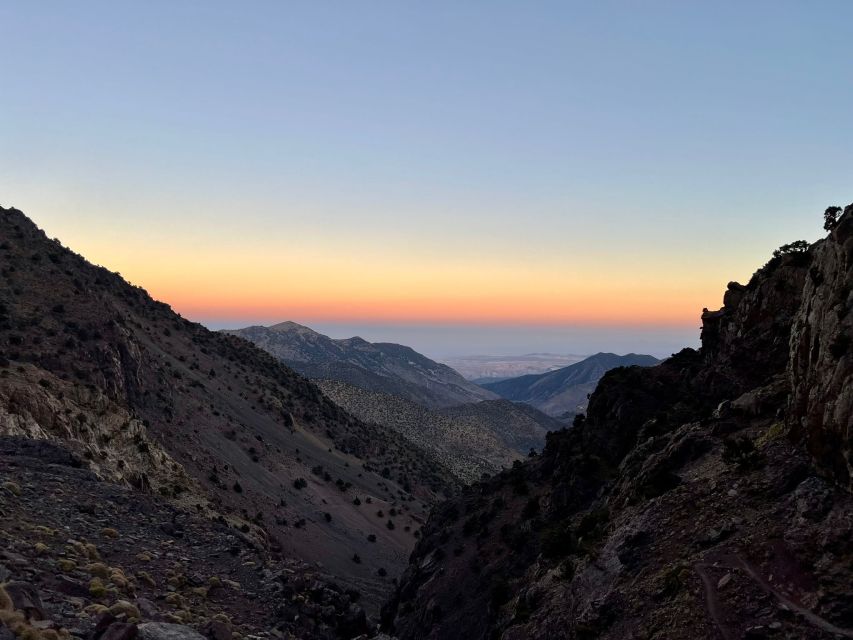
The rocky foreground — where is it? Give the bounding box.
[0,439,371,640]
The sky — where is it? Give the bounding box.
[2,2,852,358]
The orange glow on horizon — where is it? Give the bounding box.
[42,219,729,330]
[146,282,714,327]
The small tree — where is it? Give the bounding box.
[824,206,842,231]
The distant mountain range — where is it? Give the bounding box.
[226,321,497,408]
[482,352,660,416]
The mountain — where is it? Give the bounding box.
[0,206,461,638]
[317,380,562,483]
[440,353,587,383]
[482,352,660,417]
[382,210,853,639]
[226,322,497,409]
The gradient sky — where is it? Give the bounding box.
[2,2,852,357]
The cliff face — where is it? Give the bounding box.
[383,212,853,639]
[789,212,853,489]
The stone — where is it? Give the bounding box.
[135,598,159,620]
[138,623,206,640]
[98,623,138,640]
[52,575,89,598]
[202,620,231,640]
[713,400,732,419]
[4,581,46,620]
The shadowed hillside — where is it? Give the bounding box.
[0,206,461,637]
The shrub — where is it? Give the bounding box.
[772,240,809,259]
[293,477,307,490]
[541,521,576,559]
[722,436,763,470]
[829,333,851,358]
[490,579,511,608]
[521,497,540,520]
[1,481,21,496]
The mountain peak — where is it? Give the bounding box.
[227,322,497,409]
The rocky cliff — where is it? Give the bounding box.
[789,211,853,490]
[383,210,853,639]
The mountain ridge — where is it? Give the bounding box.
[226,322,497,409]
[482,352,660,416]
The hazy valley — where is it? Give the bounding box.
[439,353,587,384]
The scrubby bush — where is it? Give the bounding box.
[722,436,763,470]
[772,240,809,259]
[830,333,851,358]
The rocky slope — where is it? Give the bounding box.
[482,353,660,417]
[383,211,853,639]
[0,206,461,633]
[317,381,561,484]
[226,322,496,409]
[435,401,558,460]
[0,437,371,640]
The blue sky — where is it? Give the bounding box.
[1,2,851,357]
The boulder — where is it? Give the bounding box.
[98,623,138,640]
[138,624,206,640]
[3,581,45,620]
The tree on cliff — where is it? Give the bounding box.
[824,206,842,231]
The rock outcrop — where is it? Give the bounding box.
[789,211,853,489]
[383,210,853,639]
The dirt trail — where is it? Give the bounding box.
[696,555,853,639]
